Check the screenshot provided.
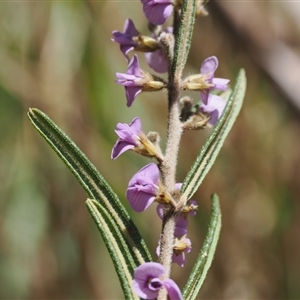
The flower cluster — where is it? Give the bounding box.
[113,17,229,123]
[111,1,230,298]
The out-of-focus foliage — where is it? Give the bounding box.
[0,1,299,299]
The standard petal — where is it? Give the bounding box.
[129,163,160,186]
[115,127,138,144]
[142,1,173,25]
[126,188,156,212]
[134,262,165,280]
[123,18,139,36]
[200,56,218,75]
[127,54,142,77]
[200,94,226,125]
[129,117,142,133]
[145,49,168,73]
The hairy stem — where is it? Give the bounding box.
[158,2,198,295]
[158,213,177,300]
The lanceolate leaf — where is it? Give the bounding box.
[182,194,221,300]
[181,69,246,200]
[172,0,197,78]
[86,199,139,300]
[27,108,152,280]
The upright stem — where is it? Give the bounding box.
[161,77,182,191]
[158,3,198,299]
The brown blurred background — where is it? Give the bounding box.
[1,1,300,299]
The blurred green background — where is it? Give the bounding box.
[1,1,300,299]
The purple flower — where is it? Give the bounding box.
[145,49,168,73]
[111,117,142,159]
[126,163,160,212]
[156,232,192,267]
[116,54,165,107]
[200,94,226,126]
[157,205,188,234]
[172,236,192,267]
[145,27,173,73]
[156,183,197,224]
[116,55,145,107]
[141,0,173,25]
[132,262,183,300]
[200,56,230,103]
[112,19,139,62]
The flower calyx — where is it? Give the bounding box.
[155,185,176,207]
[173,234,191,253]
[134,132,164,162]
[133,35,161,53]
[182,112,211,130]
[181,73,214,91]
[181,200,198,215]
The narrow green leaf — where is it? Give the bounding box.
[86,199,139,300]
[27,108,152,271]
[182,194,221,299]
[172,0,197,78]
[181,69,246,200]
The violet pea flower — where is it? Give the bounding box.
[111,117,142,159]
[112,19,139,62]
[115,55,145,107]
[132,262,183,300]
[126,163,160,212]
[156,232,192,267]
[141,0,173,25]
[200,56,230,104]
[116,54,165,107]
[172,236,192,267]
[200,94,226,126]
